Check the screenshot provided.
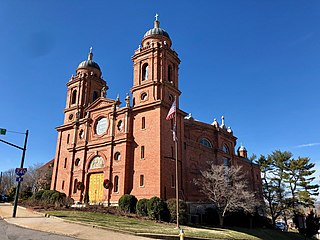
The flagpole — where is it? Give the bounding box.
[174,96,179,229]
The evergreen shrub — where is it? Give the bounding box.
[136,198,148,216]
[118,194,138,213]
[147,196,169,221]
[166,198,188,224]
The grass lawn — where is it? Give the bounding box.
[45,210,309,240]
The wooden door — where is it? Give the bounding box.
[89,173,104,203]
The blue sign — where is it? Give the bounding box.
[16,177,23,182]
[15,168,27,177]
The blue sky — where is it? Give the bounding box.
[0,1,319,177]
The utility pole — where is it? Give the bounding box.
[0,171,2,193]
[0,128,29,217]
[12,129,28,217]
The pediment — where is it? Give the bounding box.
[85,97,116,112]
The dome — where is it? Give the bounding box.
[78,60,100,71]
[143,14,170,39]
[144,26,170,39]
[77,48,101,71]
[239,145,247,151]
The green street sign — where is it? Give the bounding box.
[0,128,6,135]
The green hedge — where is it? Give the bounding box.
[41,190,57,201]
[136,198,148,216]
[118,194,138,213]
[166,198,188,224]
[50,191,66,203]
[33,190,45,200]
[147,196,169,221]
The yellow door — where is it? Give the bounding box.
[89,173,104,203]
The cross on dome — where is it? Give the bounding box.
[88,47,93,60]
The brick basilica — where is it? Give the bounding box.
[50,17,262,205]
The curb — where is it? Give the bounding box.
[12,206,221,240]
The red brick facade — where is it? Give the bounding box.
[51,18,262,205]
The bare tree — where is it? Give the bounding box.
[0,169,16,194]
[194,164,260,226]
[21,162,53,196]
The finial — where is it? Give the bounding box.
[116,94,120,102]
[185,113,193,120]
[212,118,219,128]
[88,47,93,60]
[101,86,106,98]
[154,13,160,28]
[220,116,226,129]
[125,93,130,108]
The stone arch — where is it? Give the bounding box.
[85,152,108,172]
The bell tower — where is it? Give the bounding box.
[131,14,181,107]
[130,15,185,200]
[64,48,107,124]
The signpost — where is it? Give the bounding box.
[16,177,23,182]
[15,168,27,177]
[0,129,29,217]
[12,130,29,217]
[0,128,6,135]
[15,168,27,183]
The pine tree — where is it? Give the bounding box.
[258,151,291,225]
[284,157,319,212]
[258,150,319,227]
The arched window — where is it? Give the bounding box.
[168,65,173,82]
[141,92,148,101]
[89,156,104,169]
[79,129,84,139]
[224,158,230,167]
[140,175,144,187]
[142,117,145,129]
[142,63,148,80]
[117,120,124,132]
[200,138,213,148]
[75,158,80,166]
[71,90,77,104]
[114,176,119,192]
[141,146,145,159]
[93,91,99,102]
[73,179,78,193]
[223,144,229,154]
[114,152,121,161]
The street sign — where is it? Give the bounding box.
[16,177,23,182]
[0,128,6,135]
[15,168,27,177]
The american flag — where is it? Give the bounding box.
[166,100,176,120]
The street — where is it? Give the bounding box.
[0,218,77,240]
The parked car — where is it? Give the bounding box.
[275,221,288,231]
[0,194,9,203]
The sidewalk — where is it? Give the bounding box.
[0,203,157,240]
